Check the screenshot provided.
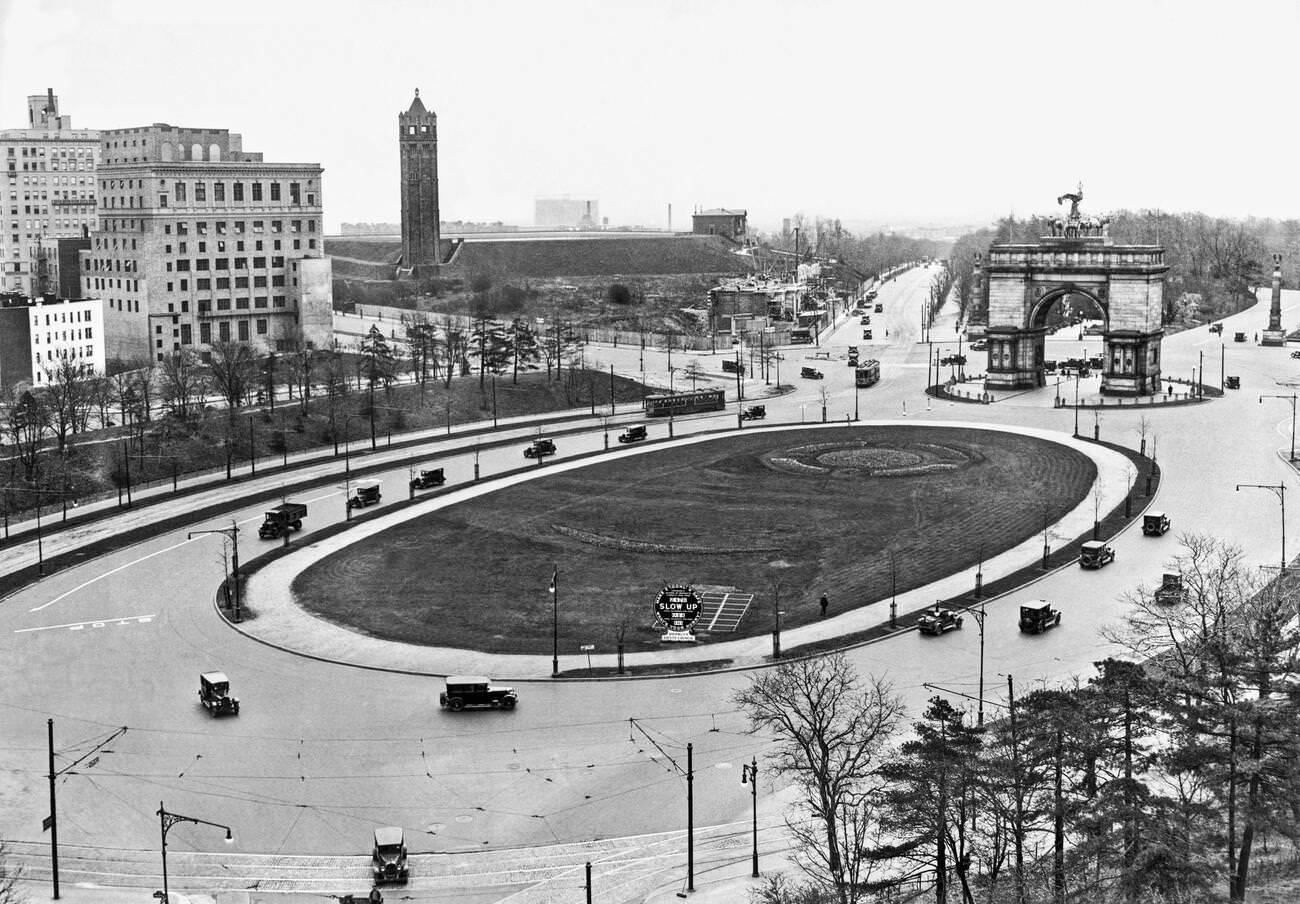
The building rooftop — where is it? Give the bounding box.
[695,208,747,217]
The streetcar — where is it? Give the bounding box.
[644,388,726,417]
[855,360,881,388]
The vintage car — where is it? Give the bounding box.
[874,302,884,313]
[917,606,963,636]
[372,826,409,884]
[1209,323,1223,334]
[199,671,239,717]
[860,315,871,325]
[739,404,767,421]
[862,329,874,340]
[440,675,518,711]
[1079,540,1116,569]
[1225,376,1240,390]
[800,366,824,380]
[524,438,557,459]
[347,480,383,510]
[409,467,446,490]
[722,358,745,374]
[1291,350,1300,360]
[258,502,306,539]
[1143,511,1171,536]
[618,425,648,443]
[1234,332,1248,343]
[970,340,988,351]
[1154,572,1188,605]
[1019,602,1062,634]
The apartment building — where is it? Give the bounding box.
[0,293,105,394]
[0,91,100,296]
[84,123,332,364]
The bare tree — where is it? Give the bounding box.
[734,653,904,904]
[40,357,95,451]
[207,340,257,411]
[0,841,23,904]
[6,388,47,481]
[158,349,207,419]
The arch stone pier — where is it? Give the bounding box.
[981,188,1168,395]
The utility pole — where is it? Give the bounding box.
[1009,674,1025,904]
[687,742,695,893]
[48,718,59,899]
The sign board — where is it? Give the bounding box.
[43,814,53,832]
[655,584,701,643]
[579,644,595,651]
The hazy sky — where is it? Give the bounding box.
[2,0,1297,233]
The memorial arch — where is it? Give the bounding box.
[977,188,1168,395]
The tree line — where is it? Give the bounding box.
[738,534,1300,904]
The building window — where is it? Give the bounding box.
[272,274,285,287]
[252,182,262,201]
[217,297,231,310]
[160,195,168,208]
[238,319,250,341]
[175,259,190,271]
[290,182,300,204]
[270,182,281,201]
[307,193,315,206]
[196,278,211,290]
[216,221,226,235]
[181,324,192,344]
[233,182,244,202]
[216,277,231,289]
[195,259,209,271]
[194,182,206,202]
[235,276,249,289]
[215,258,228,270]
[254,296,268,308]
[200,322,211,343]
[273,295,286,307]
[271,220,282,233]
[196,221,207,235]
[213,182,225,202]
[234,221,245,234]
[255,318,268,335]
[254,275,267,287]
[219,321,230,341]
[175,183,186,202]
[236,296,250,309]
[253,256,266,268]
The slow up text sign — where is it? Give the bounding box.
[655,584,701,642]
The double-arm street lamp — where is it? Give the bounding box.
[1236,482,1287,575]
[4,486,72,576]
[157,801,233,904]
[740,757,760,877]
[342,414,368,475]
[187,522,241,621]
[1260,393,1298,462]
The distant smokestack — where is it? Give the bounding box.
[668,203,672,232]
[46,88,55,114]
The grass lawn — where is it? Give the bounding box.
[292,425,1096,654]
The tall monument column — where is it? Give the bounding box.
[1262,253,1286,346]
[398,89,441,278]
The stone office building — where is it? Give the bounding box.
[83,123,332,364]
[0,91,100,296]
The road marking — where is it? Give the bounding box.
[16,614,155,634]
[29,538,197,612]
[28,487,341,613]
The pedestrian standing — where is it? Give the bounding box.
[819,593,829,617]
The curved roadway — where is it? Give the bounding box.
[2,264,1296,901]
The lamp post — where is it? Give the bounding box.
[741,757,760,878]
[187,522,241,621]
[1073,371,1081,437]
[156,802,233,904]
[1236,483,1288,575]
[549,565,559,678]
[1260,393,1298,462]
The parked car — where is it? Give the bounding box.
[1234,332,1247,342]
[372,826,409,884]
[1079,540,1116,569]
[199,671,239,717]
[1019,602,1062,634]
[1209,323,1223,334]
[722,359,745,374]
[1225,375,1240,390]
[618,425,648,443]
[1143,511,1171,536]
[409,467,446,491]
[347,480,382,509]
[440,675,518,711]
[970,340,988,351]
[860,315,871,325]
[524,438,557,459]
[1290,350,1300,360]
[258,502,307,539]
[862,329,873,340]
[917,606,963,635]
[739,404,767,421]
[1154,572,1188,605]
[800,366,824,380]
[874,302,884,313]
